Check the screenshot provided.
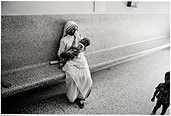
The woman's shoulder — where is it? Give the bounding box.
[61,36,70,42]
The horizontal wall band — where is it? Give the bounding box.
[87,36,169,56]
[2,12,170,16]
[91,43,170,72]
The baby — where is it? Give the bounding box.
[59,37,90,68]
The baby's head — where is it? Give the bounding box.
[164,71,170,84]
[79,38,90,47]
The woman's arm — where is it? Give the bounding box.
[57,39,66,57]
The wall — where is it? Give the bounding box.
[1,1,169,15]
[1,1,170,71]
[1,1,94,15]
[100,1,170,14]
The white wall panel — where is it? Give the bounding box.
[1,1,170,15]
[1,1,94,15]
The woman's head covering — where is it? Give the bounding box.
[63,21,78,37]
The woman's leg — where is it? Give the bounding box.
[74,96,85,108]
[78,92,85,100]
[65,73,79,103]
[85,89,91,98]
[78,68,92,99]
[65,73,85,108]
[74,69,92,109]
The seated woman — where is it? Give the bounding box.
[57,21,92,108]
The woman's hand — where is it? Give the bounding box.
[61,53,75,59]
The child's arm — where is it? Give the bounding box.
[151,90,159,102]
[151,84,161,102]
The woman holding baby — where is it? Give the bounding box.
[58,21,92,108]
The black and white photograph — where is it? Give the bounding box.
[1,0,170,115]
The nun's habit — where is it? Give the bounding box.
[58,21,92,102]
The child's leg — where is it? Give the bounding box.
[160,104,169,115]
[152,100,162,114]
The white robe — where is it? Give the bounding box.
[58,32,92,102]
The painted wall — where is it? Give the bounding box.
[1,1,94,15]
[1,1,170,71]
[1,1,169,15]
[102,1,170,14]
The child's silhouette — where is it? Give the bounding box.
[151,71,170,115]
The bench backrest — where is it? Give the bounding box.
[1,14,169,71]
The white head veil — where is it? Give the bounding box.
[62,21,78,37]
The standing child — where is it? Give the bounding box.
[151,71,170,115]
